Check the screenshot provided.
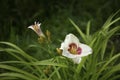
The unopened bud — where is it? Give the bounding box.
[38,36,46,43]
[46,30,51,42]
[56,48,62,55]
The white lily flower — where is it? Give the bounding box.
[60,33,92,64]
[28,22,45,37]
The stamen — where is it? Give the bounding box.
[68,43,82,55]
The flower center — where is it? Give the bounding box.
[68,43,82,55]
[34,25,40,33]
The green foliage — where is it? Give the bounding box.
[0,11,120,80]
[69,11,120,80]
[0,41,67,80]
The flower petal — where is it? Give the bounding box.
[60,33,80,52]
[79,43,92,57]
[72,57,81,64]
[60,42,65,50]
[28,25,34,30]
[64,33,80,47]
[62,49,78,58]
[37,22,41,27]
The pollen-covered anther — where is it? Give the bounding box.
[68,43,82,55]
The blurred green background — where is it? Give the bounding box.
[0,0,120,48]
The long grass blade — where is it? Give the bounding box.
[103,9,120,29]
[0,64,39,80]
[69,18,86,42]
[0,73,34,80]
[96,53,120,79]
[100,64,120,80]
[86,20,91,36]
[0,42,37,61]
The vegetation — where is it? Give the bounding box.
[0,0,120,80]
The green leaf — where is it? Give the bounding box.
[0,64,39,80]
[104,17,120,30]
[74,57,87,77]
[0,73,34,80]
[107,26,120,39]
[102,9,120,30]
[86,20,91,36]
[109,75,120,80]
[96,53,120,79]
[100,64,120,80]
[69,18,86,42]
[0,42,37,61]
[48,67,61,79]
[31,61,67,67]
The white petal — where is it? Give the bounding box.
[79,43,92,57]
[60,42,65,50]
[64,33,79,46]
[37,23,41,27]
[28,26,34,30]
[62,49,78,58]
[28,25,38,34]
[72,57,81,64]
[34,21,37,24]
[61,33,80,51]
